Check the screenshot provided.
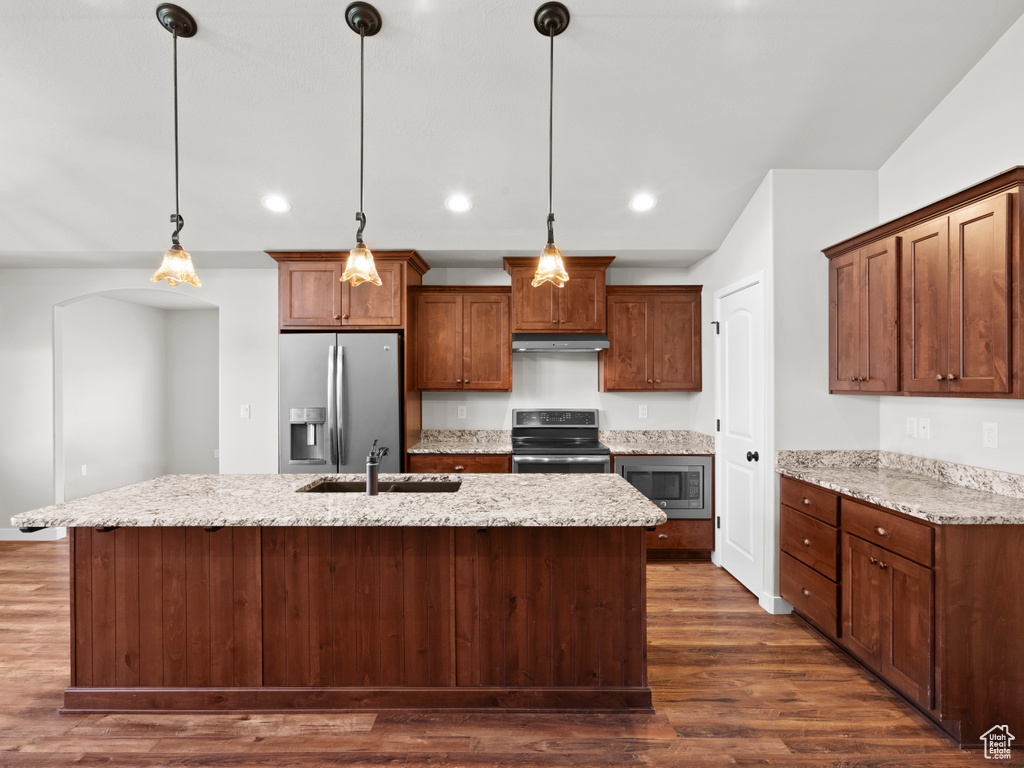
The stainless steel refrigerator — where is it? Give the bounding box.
[279,333,402,474]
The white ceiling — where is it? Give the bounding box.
[3,0,1023,271]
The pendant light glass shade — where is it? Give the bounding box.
[532,242,569,288]
[341,242,382,286]
[151,244,201,287]
[151,4,200,288]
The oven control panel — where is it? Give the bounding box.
[513,409,598,428]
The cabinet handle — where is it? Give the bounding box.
[453,465,465,472]
[935,374,944,381]
[947,373,957,381]
[801,588,810,597]
[801,538,811,547]
[873,526,888,536]
[658,533,669,539]
[802,498,810,505]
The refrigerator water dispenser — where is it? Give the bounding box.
[288,407,326,464]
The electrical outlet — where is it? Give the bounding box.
[240,404,250,419]
[918,418,931,440]
[906,417,918,439]
[214,449,220,459]
[639,404,649,419]
[983,421,998,448]
[80,464,87,477]
[457,405,467,419]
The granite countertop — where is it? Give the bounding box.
[407,430,511,454]
[777,450,1024,525]
[601,430,714,455]
[10,473,666,529]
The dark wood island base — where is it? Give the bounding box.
[66,525,651,713]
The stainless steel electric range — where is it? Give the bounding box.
[510,409,611,473]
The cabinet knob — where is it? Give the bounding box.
[647,379,653,384]
[658,533,669,539]
[869,556,878,565]
[453,465,465,472]
[802,498,810,505]
[947,373,957,381]
[851,377,857,382]
[342,314,349,319]
[464,380,470,385]
[801,588,810,597]
[935,374,944,381]
[655,379,661,384]
[801,538,811,547]
[552,319,558,324]
[878,561,888,570]
[858,377,866,382]
[456,379,462,384]
[334,314,341,320]
[873,526,888,537]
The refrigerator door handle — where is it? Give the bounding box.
[337,345,346,466]
[327,345,338,466]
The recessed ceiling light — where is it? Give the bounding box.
[629,193,657,212]
[261,194,291,213]
[445,194,473,213]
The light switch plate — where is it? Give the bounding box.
[983,422,998,448]
[80,464,87,477]
[240,404,250,419]
[457,405,467,419]
[906,417,917,439]
[918,418,931,440]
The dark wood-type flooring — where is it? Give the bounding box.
[0,539,1002,766]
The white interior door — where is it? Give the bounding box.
[715,278,765,598]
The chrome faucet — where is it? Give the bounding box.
[366,440,390,496]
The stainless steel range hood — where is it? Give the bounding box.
[512,333,610,353]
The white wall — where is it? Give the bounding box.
[61,297,168,501]
[876,12,1024,474]
[772,169,880,450]
[0,267,277,539]
[166,309,219,474]
[421,265,698,430]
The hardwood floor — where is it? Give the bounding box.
[0,539,997,766]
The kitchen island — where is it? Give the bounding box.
[12,473,664,714]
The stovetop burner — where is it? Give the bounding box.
[511,409,609,456]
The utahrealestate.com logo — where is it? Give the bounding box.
[982,725,1015,760]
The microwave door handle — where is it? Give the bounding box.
[337,345,345,467]
[327,345,337,466]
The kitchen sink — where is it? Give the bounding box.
[299,480,462,494]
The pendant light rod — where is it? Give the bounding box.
[534,3,569,248]
[345,2,381,245]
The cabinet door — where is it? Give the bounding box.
[829,250,862,392]
[654,292,701,390]
[861,237,900,393]
[342,260,403,327]
[602,295,652,391]
[510,269,557,331]
[948,195,1012,394]
[414,294,462,390]
[463,293,511,391]
[901,218,949,393]
[879,548,934,710]
[279,261,343,327]
[841,533,883,665]
[559,266,606,331]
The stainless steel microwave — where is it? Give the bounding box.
[616,456,712,520]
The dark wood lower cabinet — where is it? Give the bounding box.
[66,525,650,713]
[644,519,713,560]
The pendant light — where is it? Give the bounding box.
[340,2,383,287]
[150,4,201,288]
[532,2,571,289]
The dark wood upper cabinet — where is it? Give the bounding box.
[502,257,614,333]
[824,167,1023,399]
[412,287,511,392]
[268,251,429,331]
[600,286,702,392]
[828,236,899,393]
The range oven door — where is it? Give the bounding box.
[512,455,611,473]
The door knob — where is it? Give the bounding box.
[746,451,759,462]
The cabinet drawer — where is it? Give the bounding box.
[407,454,510,474]
[780,553,839,639]
[842,499,933,567]
[780,477,838,526]
[780,506,838,580]
[645,519,714,550]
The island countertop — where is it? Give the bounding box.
[11,472,667,529]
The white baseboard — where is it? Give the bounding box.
[0,527,66,542]
[759,593,793,615]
